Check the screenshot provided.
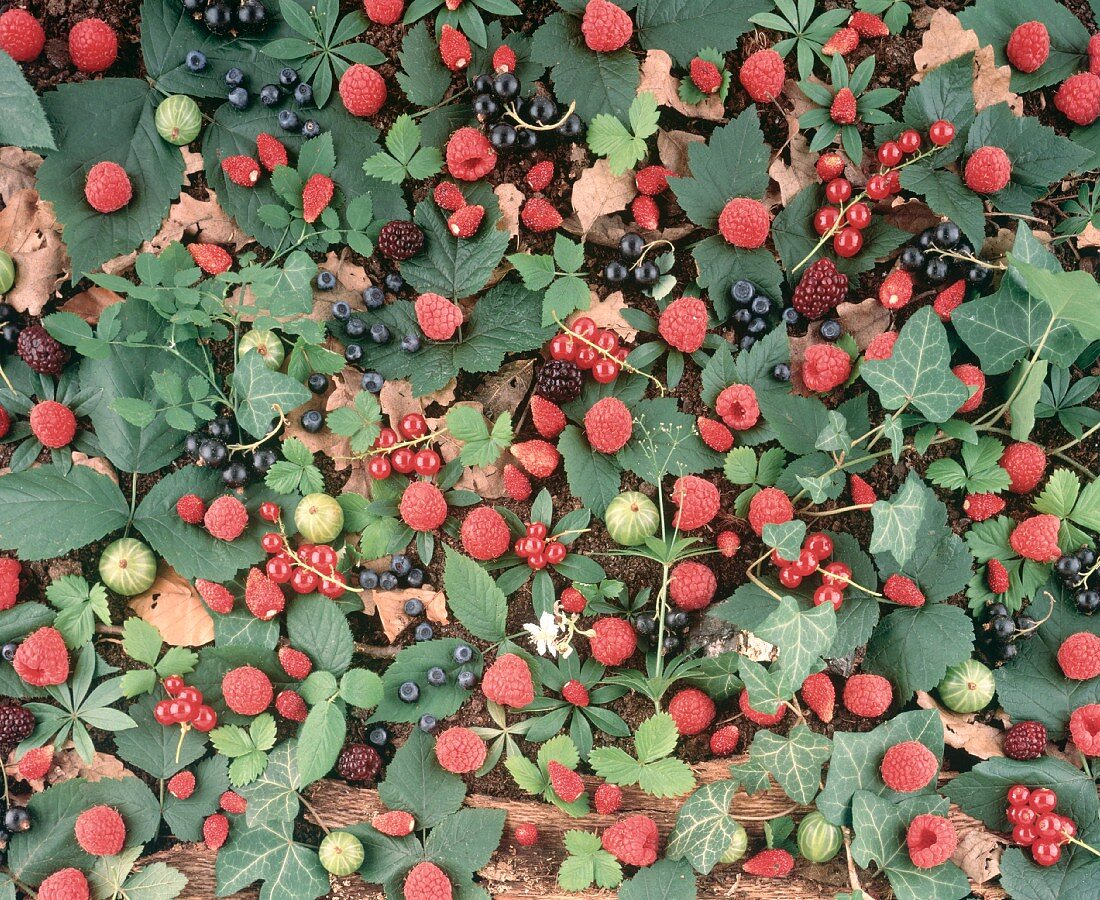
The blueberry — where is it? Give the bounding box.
[732,308,752,326]
[294,82,314,106]
[279,67,299,89]
[379,571,398,591]
[185,50,207,72]
[414,622,434,641]
[749,296,771,316]
[746,316,767,335]
[227,87,250,110]
[401,333,420,353]
[368,726,389,746]
[259,84,280,106]
[361,371,384,393]
[316,270,336,290]
[344,343,363,364]
[363,286,385,309]
[358,569,379,590]
[773,363,791,381]
[633,261,659,286]
[370,323,391,344]
[225,67,245,88]
[300,119,321,139]
[603,260,628,283]
[277,109,300,132]
[454,644,473,664]
[403,598,425,616]
[398,681,419,703]
[427,667,447,686]
[406,568,424,588]
[619,233,645,261]
[418,714,438,733]
[739,335,757,350]
[493,72,519,100]
[730,279,756,304]
[457,670,477,689]
[307,373,329,394]
[473,74,495,94]
[899,246,925,271]
[301,410,323,433]
[1,642,17,662]
[391,554,412,576]
[820,319,842,341]
[345,317,366,339]
[384,272,404,293]
[781,306,801,326]
[332,300,351,320]
[3,808,29,834]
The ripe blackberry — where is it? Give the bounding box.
[377,221,425,261]
[1003,720,1046,760]
[16,324,69,375]
[534,360,583,404]
[0,703,34,753]
[791,259,847,319]
[336,743,382,781]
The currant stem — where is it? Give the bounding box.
[504,99,577,133]
[226,404,286,454]
[551,313,667,396]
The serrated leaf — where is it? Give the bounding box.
[442,545,508,642]
[750,725,831,804]
[666,779,742,874]
[378,729,466,828]
[863,604,975,701]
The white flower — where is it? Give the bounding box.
[523,612,562,658]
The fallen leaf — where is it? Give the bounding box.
[571,159,637,236]
[362,587,448,642]
[52,750,132,785]
[72,452,119,485]
[470,359,535,419]
[837,298,891,351]
[181,147,205,178]
[951,823,1004,885]
[149,191,251,254]
[768,82,818,206]
[913,9,1021,112]
[129,565,214,647]
[569,290,636,342]
[60,286,122,324]
[0,147,42,204]
[884,197,942,235]
[0,189,68,316]
[379,377,456,427]
[494,183,524,240]
[973,46,1022,113]
[1079,222,1100,249]
[637,49,725,121]
[657,129,705,176]
[915,691,1004,760]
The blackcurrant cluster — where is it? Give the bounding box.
[602,233,659,290]
[181,0,269,35]
[899,220,992,290]
[195,62,321,138]
[633,609,691,656]
[728,278,798,352]
[185,415,276,488]
[978,601,1038,665]
[471,72,583,153]
[0,304,22,356]
[357,553,427,594]
[1055,547,1099,613]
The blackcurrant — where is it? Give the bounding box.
[603,260,628,283]
[493,72,519,100]
[633,261,659,286]
[933,221,961,248]
[619,233,645,260]
[301,410,323,433]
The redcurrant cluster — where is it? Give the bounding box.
[770,532,852,611]
[1006,785,1077,866]
[259,501,347,599]
[547,316,628,386]
[514,521,568,571]
[154,675,217,733]
[366,413,442,481]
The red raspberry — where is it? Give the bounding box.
[17,744,53,780]
[372,810,416,836]
[668,687,716,735]
[0,557,19,611]
[363,0,404,25]
[84,161,132,214]
[1007,21,1050,73]
[433,181,466,212]
[850,474,877,506]
[739,48,784,103]
[669,561,716,611]
[245,567,285,621]
[830,86,857,124]
[339,64,387,116]
[865,331,898,361]
[176,493,206,525]
[581,0,633,53]
[1069,704,1100,755]
[278,645,312,679]
[815,151,846,181]
[196,579,234,615]
[658,296,708,353]
[717,530,741,557]
[302,173,334,224]
[792,259,847,318]
[743,848,794,878]
[38,868,89,900]
[934,279,967,321]
[843,673,893,718]
[1058,632,1100,680]
[548,760,585,803]
[953,364,985,413]
[561,679,590,707]
[584,396,633,453]
[415,292,463,341]
[697,417,733,452]
[0,406,9,440]
[221,155,260,188]
[906,814,957,868]
[220,791,247,814]
[13,626,69,686]
[999,442,1047,493]
[631,194,659,229]
[1003,720,1047,760]
[526,161,555,192]
[747,487,793,536]
[987,559,1010,594]
[589,617,636,666]
[689,57,722,94]
[30,400,77,448]
[716,383,760,430]
[1091,33,1100,75]
[521,197,563,233]
[880,741,938,792]
[448,204,484,238]
[710,724,739,756]
[964,493,1005,522]
[0,9,44,62]
[404,862,452,900]
[69,18,117,73]
[439,25,470,70]
[168,770,197,800]
[800,672,834,723]
[670,474,720,530]
[602,816,658,867]
[1055,72,1100,126]
[74,805,126,856]
[187,244,233,275]
[878,269,914,310]
[530,395,566,439]
[503,463,532,501]
[849,11,889,37]
[435,726,488,773]
[594,782,623,814]
[204,813,229,850]
[460,507,511,560]
[883,574,926,608]
[739,688,785,726]
[965,146,1011,194]
[512,439,560,478]
[204,495,249,541]
[635,164,673,196]
[221,665,273,716]
[446,127,497,181]
[399,481,448,531]
[1009,514,1062,562]
[482,653,534,707]
[492,44,517,73]
[718,198,771,249]
[802,343,852,392]
[823,27,859,57]
[275,689,307,722]
[256,133,288,172]
[560,586,587,614]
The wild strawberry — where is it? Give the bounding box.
[196,579,234,615]
[561,679,590,707]
[964,146,1011,194]
[689,57,722,94]
[850,11,889,37]
[710,724,740,756]
[339,64,387,116]
[815,151,846,181]
[560,586,587,614]
[548,760,585,803]
[631,195,659,230]
[176,493,206,525]
[658,296,708,353]
[581,0,633,53]
[439,25,470,71]
[433,180,466,211]
[987,559,1010,594]
[1006,21,1050,74]
[204,813,229,851]
[670,474,720,530]
[256,133,288,172]
[526,160,554,192]
[743,848,794,877]
[850,474,877,505]
[187,244,233,275]
[244,567,284,621]
[448,204,484,238]
[302,173,334,224]
[168,770,197,800]
[84,161,132,213]
[953,364,986,413]
[739,48,784,103]
[514,823,538,846]
[933,279,967,321]
[883,574,926,608]
[521,197,563,233]
[964,492,1005,521]
[822,27,859,57]
[1055,72,1100,126]
[415,292,462,341]
[512,439,560,478]
[221,155,261,188]
[503,463,532,501]
[739,688,785,726]
[635,164,674,196]
[717,530,741,557]
[696,417,733,452]
[594,782,622,814]
[363,0,404,25]
[830,87,857,124]
[801,672,834,723]
[372,810,416,836]
[878,269,914,310]
[865,331,898,361]
[492,44,517,73]
[278,645,312,679]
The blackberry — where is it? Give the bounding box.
[534,359,583,404]
[336,743,381,781]
[791,259,847,319]
[377,221,425,261]
[16,324,69,374]
[1003,719,1044,760]
[0,704,34,754]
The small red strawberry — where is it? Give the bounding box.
[823,26,859,56]
[433,181,466,212]
[689,57,722,94]
[696,417,733,452]
[256,133,288,172]
[830,87,857,124]
[743,848,794,877]
[448,204,484,238]
[631,195,659,230]
[635,165,674,196]
[800,672,835,723]
[439,25,470,71]
[492,44,517,73]
[187,244,233,275]
[521,197,563,233]
[222,155,261,188]
[987,559,1009,595]
[849,11,889,38]
[302,173,335,224]
[526,161,554,192]
[530,395,566,439]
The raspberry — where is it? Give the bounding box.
[631,195,659,230]
[850,474,877,506]
[697,417,733,452]
[690,57,722,94]
[84,161,132,214]
[448,204,484,238]
[743,848,794,878]
[38,869,89,900]
[658,296,708,353]
[1009,514,1062,563]
[669,561,716,611]
[1058,632,1100,680]
[0,9,44,62]
[435,726,488,773]
[830,86,857,124]
[278,646,312,679]
[221,155,260,188]
[14,626,69,686]
[792,259,847,318]
[602,815,658,866]
[0,406,8,440]
[221,665,273,716]
[69,18,117,73]
[204,495,249,541]
[635,164,673,196]
[526,160,555,192]
[823,27,859,57]
[256,133,288,172]
[718,197,771,249]
[196,579,234,614]
[559,679,589,707]
[1091,34,1100,75]
[530,395,566,439]
[439,25,470,71]
[372,810,415,836]
[594,782,623,815]
[1069,704,1100,755]
[883,574,926,608]
[0,557,19,611]
[802,343,852,392]
[1000,442,1047,493]
[843,673,892,718]
[747,487,793,536]
[176,493,206,525]
[1003,720,1047,760]
[906,814,957,868]
[715,383,760,431]
[220,791,247,814]
[878,269,914,310]
[1055,72,1100,126]
[933,279,967,321]
[548,760,585,803]
[514,823,538,846]
[668,687,716,735]
[953,364,985,413]
[964,146,1011,194]
[581,0,633,53]
[492,44,517,74]
[512,439,560,478]
[244,567,284,621]
[168,770,196,800]
[850,11,889,37]
[739,688,785,726]
[275,689,307,722]
[204,813,229,851]
[503,463,532,501]
[17,744,53,780]
[405,862,452,900]
[987,559,1010,594]
[415,292,463,341]
[1006,21,1050,74]
[434,181,466,211]
[339,64,387,116]
[461,507,510,561]
[399,481,448,531]
[446,127,496,182]
[710,724,739,756]
[30,401,77,449]
[363,0,404,25]
[337,743,381,781]
[535,359,583,404]
[74,805,126,856]
[377,220,424,259]
[482,653,534,707]
[865,331,898,361]
[880,741,938,792]
[964,493,1005,522]
[801,672,835,723]
[187,243,233,275]
[560,586,587,614]
[589,617,636,666]
[521,197,563,233]
[584,396,633,453]
[302,173,334,224]
[815,152,846,181]
[717,530,741,557]
[739,48,784,103]
[670,474,720,530]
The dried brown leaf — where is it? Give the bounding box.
[571,159,637,236]
[494,183,524,241]
[657,129,705,176]
[150,191,251,254]
[569,290,636,342]
[837,298,891,352]
[0,147,42,204]
[60,286,122,324]
[637,49,724,121]
[951,824,1004,885]
[0,189,68,316]
[129,565,214,647]
[362,587,448,642]
[72,452,119,485]
[914,691,1004,760]
[470,359,535,419]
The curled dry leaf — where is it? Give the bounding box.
[768,81,819,206]
[362,587,448,643]
[71,451,119,485]
[568,290,636,343]
[637,49,724,121]
[884,197,942,235]
[570,159,637,236]
[60,286,122,324]
[914,691,1004,760]
[0,189,68,316]
[470,358,534,419]
[494,183,524,240]
[0,147,43,204]
[379,376,455,427]
[129,565,214,647]
[951,823,1005,886]
[657,129,704,177]
[837,298,891,352]
[181,146,205,178]
[1078,222,1100,250]
[48,750,132,785]
[148,191,250,255]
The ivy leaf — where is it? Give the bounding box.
[754,596,836,698]
[442,545,508,642]
[1011,255,1100,343]
[665,779,742,875]
[588,92,660,175]
[232,352,311,440]
[216,815,329,900]
[749,726,832,805]
[238,740,301,826]
[870,473,929,569]
[863,604,975,701]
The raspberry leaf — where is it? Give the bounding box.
[422,807,505,879]
[442,545,508,642]
[863,604,975,700]
[162,755,230,842]
[0,52,54,152]
[633,0,761,67]
[371,638,484,724]
[558,829,623,891]
[619,859,697,900]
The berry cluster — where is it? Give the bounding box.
[633,607,692,656]
[513,520,568,571]
[212,64,320,137]
[333,292,422,363]
[728,278,793,352]
[1006,785,1077,866]
[358,553,426,593]
[471,72,583,153]
[769,533,852,611]
[898,219,991,292]
[397,643,479,730]
[180,0,269,36]
[544,315,627,391]
[1055,547,1099,613]
[977,601,1038,665]
[260,504,348,599]
[601,233,661,290]
[154,674,218,733]
[186,415,274,488]
[367,415,443,481]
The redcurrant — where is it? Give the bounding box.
[1029,788,1058,814]
[793,550,819,577]
[319,572,346,599]
[594,331,619,353]
[261,532,283,554]
[259,501,281,523]
[526,522,548,540]
[1012,824,1036,846]
[929,119,955,147]
[813,206,841,236]
[154,700,174,725]
[290,567,318,594]
[898,129,921,153]
[413,449,441,476]
[376,427,398,449]
[391,447,415,474]
[805,533,833,560]
[866,174,891,200]
[267,555,292,583]
[399,413,428,439]
[163,675,185,696]
[1032,841,1061,866]
[1007,784,1031,807]
[575,346,597,370]
[825,178,852,204]
[192,705,217,733]
[571,317,597,339]
[834,227,863,258]
[527,553,547,570]
[177,687,203,706]
[813,584,844,611]
[592,359,619,383]
[845,202,871,230]
[549,333,577,361]
[368,455,392,480]
[545,541,567,564]
[779,567,803,589]
[821,561,852,587]
[877,141,902,167]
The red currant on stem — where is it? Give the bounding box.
[1013,824,1036,846]
[376,427,398,449]
[267,555,292,583]
[527,522,548,539]
[825,178,852,204]
[413,449,441,476]
[571,317,597,339]
[1029,788,1058,814]
[813,584,844,611]
[866,174,891,200]
[527,553,547,571]
[1032,841,1062,866]
[877,141,902,167]
[1007,784,1031,807]
[154,700,174,725]
[592,358,619,384]
[821,561,852,587]
[834,227,863,258]
[898,129,921,153]
[261,532,283,554]
[549,333,577,361]
[399,413,428,439]
[163,675,185,696]
[806,533,833,560]
[793,549,818,577]
[368,455,392,480]
[177,686,203,706]
[595,331,618,353]
[929,119,955,147]
[545,541,567,564]
[391,447,415,474]
[260,501,281,523]
[192,705,217,733]
[291,567,318,594]
[814,206,840,236]
[319,571,346,599]
[779,567,803,589]
[845,202,871,230]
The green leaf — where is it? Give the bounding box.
[1012,255,1100,343]
[588,92,659,175]
[339,669,382,709]
[863,604,975,701]
[665,779,741,874]
[326,390,382,454]
[287,595,353,676]
[616,398,721,485]
[442,546,508,642]
[870,473,929,568]
[238,740,301,826]
[0,52,54,150]
[232,352,311,440]
[558,425,621,518]
[297,701,346,787]
[634,0,764,65]
[378,730,466,828]
[163,755,229,842]
[372,638,483,724]
[999,819,1100,900]
[750,725,831,804]
[755,596,836,698]
[558,829,623,891]
[397,22,453,107]
[423,807,505,875]
[619,859,698,900]
[215,814,329,900]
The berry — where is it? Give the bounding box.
[843,673,893,718]
[792,259,847,318]
[448,203,484,238]
[13,626,69,686]
[953,364,986,413]
[526,161,555,192]
[657,296,709,354]
[399,481,448,531]
[221,666,273,715]
[709,724,739,756]
[301,173,334,224]
[715,383,760,431]
[560,586,587,615]
[74,805,126,856]
[1058,632,1100,680]
[881,741,938,792]
[461,507,511,561]
[589,617,637,666]
[1006,21,1050,74]
[482,653,534,707]
[204,813,229,851]
[0,9,44,62]
[512,439,560,479]
[337,743,381,781]
[434,726,488,773]
[168,771,197,800]
[433,181,466,212]
[256,133,288,172]
[670,474,720,530]
[339,64,386,116]
[1055,72,1100,126]
[548,760,585,803]
[30,400,77,448]
[69,18,117,73]
[196,579,234,615]
[377,221,425,263]
[274,689,307,722]
[668,687,716,735]
[363,0,404,25]
[581,0,633,53]
[438,25,470,71]
[221,155,261,188]
[492,44,517,73]
[933,279,967,321]
[830,86,857,124]
[187,244,233,275]
[38,868,89,900]
[697,417,733,452]
[739,688,785,726]
[372,810,415,837]
[0,703,35,752]
[878,269,914,311]
[521,197,563,233]
[883,574,926,608]
[864,331,898,362]
[594,782,623,814]
[965,146,1011,194]
[964,493,1006,522]
[17,744,53,780]
[1069,703,1100,755]
[1010,514,1062,563]
[415,292,462,341]
[635,164,673,196]
[584,396,633,453]
[1003,720,1047,760]
[739,48,784,103]
[244,567,284,621]
[743,848,794,878]
[801,672,835,723]
[718,197,771,249]
[404,861,452,900]
[1091,33,1100,75]
[747,487,793,536]
[1000,442,1047,494]
[987,559,1010,595]
[906,814,957,868]
[535,359,583,404]
[204,495,249,541]
[602,815,658,866]
[275,646,312,681]
[503,463,532,501]
[850,11,889,37]
[689,56,722,94]
[669,561,716,611]
[823,27,859,57]
[446,127,496,182]
[815,152,846,181]
[530,395,567,439]
[218,791,247,814]
[801,343,851,392]
[84,162,132,214]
